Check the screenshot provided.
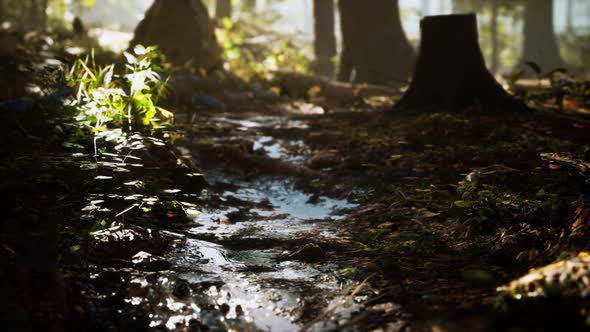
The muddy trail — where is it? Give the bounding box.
[79,105,378,332]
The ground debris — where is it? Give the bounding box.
[285,243,325,262]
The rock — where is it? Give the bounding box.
[219,303,230,316]
[464,164,520,188]
[173,278,192,299]
[132,251,171,271]
[191,95,225,109]
[497,252,590,299]
[286,243,325,262]
[225,209,248,223]
[308,150,341,170]
[495,252,590,330]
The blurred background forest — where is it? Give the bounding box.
[1,0,588,75]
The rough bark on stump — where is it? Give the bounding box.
[395,14,527,112]
[131,0,221,70]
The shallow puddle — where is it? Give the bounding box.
[126,111,363,331]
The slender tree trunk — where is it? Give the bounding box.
[39,0,48,31]
[491,0,499,74]
[0,0,5,21]
[312,0,337,78]
[395,14,527,112]
[566,0,574,33]
[338,0,415,86]
[215,0,232,21]
[29,0,37,29]
[421,0,430,16]
[521,0,562,72]
[452,0,470,13]
[27,0,48,31]
[337,0,355,82]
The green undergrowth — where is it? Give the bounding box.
[64,45,173,155]
[341,110,587,277]
[353,230,446,259]
[216,15,310,82]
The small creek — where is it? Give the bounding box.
[153,113,362,331]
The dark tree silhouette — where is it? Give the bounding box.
[29,0,48,31]
[131,0,221,70]
[452,0,471,13]
[521,0,562,71]
[338,0,415,87]
[215,0,232,21]
[395,14,527,112]
[0,0,5,21]
[312,0,337,78]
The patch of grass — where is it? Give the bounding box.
[353,230,445,258]
[452,183,559,235]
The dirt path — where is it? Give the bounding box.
[95,105,374,331]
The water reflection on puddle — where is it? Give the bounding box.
[158,113,362,331]
[218,178,357,220]
[168,239,304,331]
[211,115,310,131]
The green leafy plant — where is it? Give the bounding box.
[507,61,590,110]
[453,183,554,235]
[66,45,172,154]
[216,15,310,81]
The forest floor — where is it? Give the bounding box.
[2,45,590,332]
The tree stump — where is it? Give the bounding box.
[130,0,221,70]
[395,14,527,112]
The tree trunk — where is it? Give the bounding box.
[452,0,470,13]
[131,0,221,70]
[421,0,430,16]
[336,0,355,82]
[312,0,336,78]
[215,0,232,21]
[39,0,48,31]
[395,14,527,112]
[337,0,415,87]
[521,0,562,72]
[27,0,48,31]
[491,0,499,74]
[0,0,5,21]
[566,0,573,33]
[28,0,37,29]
